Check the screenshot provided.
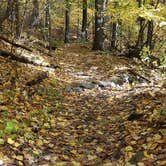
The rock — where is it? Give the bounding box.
[65,86,73,92]
[97,80,116,87]
[72,87,83,92]
[78,83,95,89]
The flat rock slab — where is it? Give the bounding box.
[65,82,96,92]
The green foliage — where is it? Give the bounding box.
[140,47,151,63]
[36,86,61,101]
[0,130,4,138]
[50,38,63,49]
[4,120,19,134]
[3,90,16,100]
[161,108,166,117]
[140,47,161,67]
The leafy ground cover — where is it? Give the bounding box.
[0,43,165,165]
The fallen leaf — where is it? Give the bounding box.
[7,138,15,145]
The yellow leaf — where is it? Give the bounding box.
[149,143,158,150]
[36,139,43,146]
[18,161,23,166]
[138,162,145,166]
[0,106,8,110]
[0,139,5,145]
[62,155,69,160]
[144,151,153,159]
[71,150,77,154]
[125,146,133,152]
[125,151,133,160]
[87,155,97,160]
[56,162,66,166]
[71,161,81,166]
[33,149,40,155]
[7,138,15,145]
[158,160,166,166]
[153,134,162,141]
[96,146,103,153]
[15,155,23,161]
[69,140,76,146]
[14,142,21,147]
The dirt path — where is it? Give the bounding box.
[0,44,166,165]
[49,44,166,165]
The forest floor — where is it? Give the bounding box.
[0,41,166,166]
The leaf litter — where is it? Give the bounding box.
[0,43,165,165]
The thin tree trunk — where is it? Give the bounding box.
[81,0,88,41]
[93,0,107,50]
[47,0,52,53]
[15,0,21,39]
[136,0,146,49]
[30,0,39,28]
[64,0,70,43]
[110,1,118,50]
[111,22,118,49]
[77,0,80,40]
[146,20,154,50]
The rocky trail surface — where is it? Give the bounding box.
[0,43,165,165]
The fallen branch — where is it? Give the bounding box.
[0,36,33,52]
[0,50,32,64]
[0,50,59,69]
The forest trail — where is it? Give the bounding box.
[0,43,166,165]
[55,44,165,99]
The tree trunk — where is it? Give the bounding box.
[93,0,107,50]
[136,0,146,49]
[81,0,88,41]
[111,22,118,49]
[15,0,21,39]
[64,0,70,43]
[46,0,52,53]
[110,1,118,50]
[0,0,15,30]
[146,20,154,50]
[30,0,39,27]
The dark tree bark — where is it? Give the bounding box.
[111,22,118,49]
[146,20,154,50]
[93,0,107,50]
[146,0,159,50]
[46,0,52,53]
[110,1,118,50]
[15,0,21,38]
[136,0,146,49]
[64,0,70,43]
[81,0,88,41]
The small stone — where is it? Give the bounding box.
[0,160,4,165]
